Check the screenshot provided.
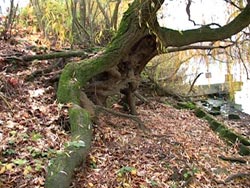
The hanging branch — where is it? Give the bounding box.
[186,0,197,26]
[236,43,250,79]
[187,72,203,95]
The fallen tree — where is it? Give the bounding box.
[44,0,250,187]
[3,50,90,62]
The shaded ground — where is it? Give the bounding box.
[72,102,250,188]
[0,37,249,188]
[0,37,70,188]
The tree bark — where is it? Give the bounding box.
[45,0,250,186]
[45,105,93,188]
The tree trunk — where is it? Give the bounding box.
[45,0,250,187]
[45,105,93,188]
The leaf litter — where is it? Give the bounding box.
[0,37,70,188]
[72,102,250,188]
[0,35,249,188]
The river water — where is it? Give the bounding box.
[183,61,250,114]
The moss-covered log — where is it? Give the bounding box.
[5,50,90,62]
[45,105,92,188]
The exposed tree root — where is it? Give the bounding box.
[44,1,250,186]
[224,172,250,183]
[25,58,66,81]
[45,105,93,188]
[135,91,149,104]
[95,105,149,131]
[218,155,247,163]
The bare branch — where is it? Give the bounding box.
[154,4,250,47]
[186,0,197,25]
[235,43,250,79]
[165,44,234,53]
[187,72,203,95]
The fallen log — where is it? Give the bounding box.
[3,50,91,62]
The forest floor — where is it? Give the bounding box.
[0,34,250,188]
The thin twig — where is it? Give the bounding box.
[187,72,203,95]
[0,92,12,111]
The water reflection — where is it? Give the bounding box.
[183,61,250,115]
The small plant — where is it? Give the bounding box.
[117,166,137,177]
[89,155,97,169]
[12,159,28,166]
[31,132,43,141]
[149,179,158,187]
[23,165,33,176]
[183,166,199,180]
[27,146,44,158]
[2,148,16,156]
[34,159,44,171]
[170,182,178,188]
[8,139,16,145]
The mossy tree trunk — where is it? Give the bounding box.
[45,0,250,187]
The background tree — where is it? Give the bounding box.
[45,0,250,187]
[24,0,129,48]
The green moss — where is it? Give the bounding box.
[112,1,134,39]
[218,128,237,142]
[177,102,196,110]
[178,103,250,150]
[45,105,93,188]
[57,52,118,105]
[194,108,206,118]
[208,121,217,130]
[57,63,81,104]
[240,138,250,146]
[228,114,240,120]
[192,107,250,155]
[239,145,250,155]
[69,106,92,136]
